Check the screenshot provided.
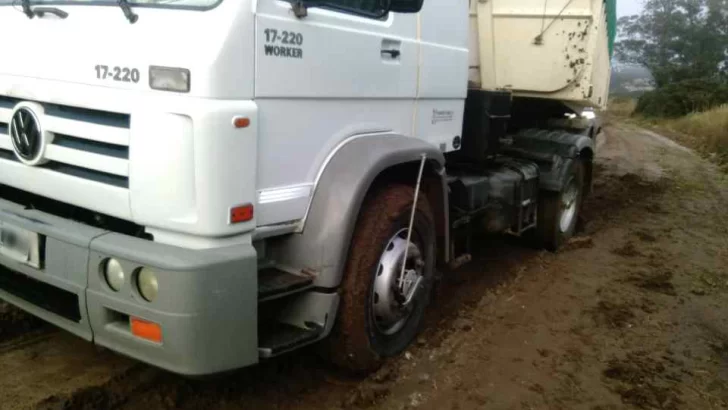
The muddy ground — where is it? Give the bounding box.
[1,121,728,410]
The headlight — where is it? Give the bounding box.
[149,66,190,93]
[103,258,125,291]
[137,268,159,302]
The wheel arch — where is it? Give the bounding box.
[366,160,449,268]
[270,134,449,290]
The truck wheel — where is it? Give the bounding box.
[328,184,436,373]
[536,161,584,251]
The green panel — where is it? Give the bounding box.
[606,0,617,57]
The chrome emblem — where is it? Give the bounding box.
[9,107,43,162]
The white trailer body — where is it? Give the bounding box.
[469,0,612,110]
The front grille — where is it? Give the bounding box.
[0,95,130,188]
[0,265,81,322]
[53,134,129,159]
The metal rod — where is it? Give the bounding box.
[399,154,427,289]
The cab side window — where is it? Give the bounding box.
[327,0,382,14]
[291,0,385,17]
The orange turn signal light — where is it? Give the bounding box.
[131,317,163,343]
[230,204,254,224]
[233,117,251,129]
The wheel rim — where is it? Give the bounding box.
[559,181,579,233]
[371,228,426,336]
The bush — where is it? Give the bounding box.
[607,97,637,117]
[634,78,728,118]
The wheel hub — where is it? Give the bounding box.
[559,181,579,233]
[371,229,425,335]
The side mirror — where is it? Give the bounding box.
[388,0,423,13]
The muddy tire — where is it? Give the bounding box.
[536,160,585,251]
[327,184,436,373]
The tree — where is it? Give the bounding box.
[615,0,728,87]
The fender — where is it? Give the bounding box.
[270,133,448,289]
[505,129,594,193]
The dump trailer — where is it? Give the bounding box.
[0,0,615,375]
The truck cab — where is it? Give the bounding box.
[0,0,610,375]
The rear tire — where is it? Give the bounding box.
[536,160,585,251]
[327,184,436,373]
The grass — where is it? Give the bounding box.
[607,97,638,118]
[607,98,728,171]
[664,105,728,167]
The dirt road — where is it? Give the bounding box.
[2,121,728,410]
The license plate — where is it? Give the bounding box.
[0,222,42,268]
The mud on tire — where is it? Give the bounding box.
[536,160,585,251]
[326,184,436,373]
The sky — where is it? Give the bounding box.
[618,0,644,17]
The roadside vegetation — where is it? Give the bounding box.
[607,98,728,172]
[607,97,728,172]
[606,97,637,119]
[662,105,728,168]
[612,0,728,170]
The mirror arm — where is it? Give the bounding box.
[291,0,310,18]
[378,0,392,18]
[291,0,332,18]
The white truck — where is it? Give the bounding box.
[0,0,614,375]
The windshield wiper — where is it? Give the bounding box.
[117,0,138,24]
[19,0,68,19]
[33,7,69,18]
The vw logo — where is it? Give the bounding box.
[9,105,49,165]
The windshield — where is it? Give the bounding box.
[0,0,219,8]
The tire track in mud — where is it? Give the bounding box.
[0,328,56,355]
[34,365,160,410]
[0,328,138,410]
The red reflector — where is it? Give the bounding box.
[230,204,254,223]
[131,317,162,343]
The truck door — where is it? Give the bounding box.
[254,0,419,226]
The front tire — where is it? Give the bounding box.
[536,160,585,251]
[328,184,436,372]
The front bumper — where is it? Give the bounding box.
[0,195,258,376]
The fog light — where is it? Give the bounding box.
[137,268,159,302]
[104,258,125,291]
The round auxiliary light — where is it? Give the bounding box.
[137,268,159,302]
[104,258,125,292]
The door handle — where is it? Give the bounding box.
[381,49,401,58]
[381,38,402,61]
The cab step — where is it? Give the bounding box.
[258,322,323,358]
[258,267,313,302]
